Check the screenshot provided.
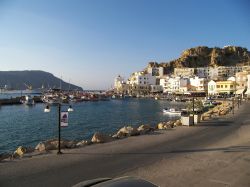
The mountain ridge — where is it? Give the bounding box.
[0,70,83,90]
[147,46,250,74]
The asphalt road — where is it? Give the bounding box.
[1,101,250,187]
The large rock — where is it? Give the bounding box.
[219,110,227,115]
[164,121,175,129]
[13,146,34,158]
[91,132,113,143]
[117,126,139,136]
[157,122,165,130]
[35,142,46,152]
[35,139,76,152]
[157,121,175,129]
[137,124,153,134]
[174,120,182,126]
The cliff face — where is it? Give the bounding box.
[0,70,83,90]
[147,46,250,74]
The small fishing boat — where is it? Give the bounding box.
[163,108,182,115]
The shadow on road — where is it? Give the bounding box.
[63,145,250,156]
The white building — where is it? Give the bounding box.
[160,76,181,93]
[217,66,243,80]
[127,71,156,86]
[150,85,163,93]
[189,76,207,92]
[147,66,164,77]
[174,68,195,77]
[127,71,156,95]
[208,80,217,95]
[114,75,125,89]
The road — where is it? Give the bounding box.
[1,101,250,187]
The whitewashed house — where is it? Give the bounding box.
[208,80,217,95]
[189,76,207,92]
[127,71,156,95]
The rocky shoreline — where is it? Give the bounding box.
[0,100,234,162]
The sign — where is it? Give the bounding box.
[60,112,68,127]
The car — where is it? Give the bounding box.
[72,176,158,187]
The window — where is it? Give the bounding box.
[230,85,233,88]
[217,85,220,88]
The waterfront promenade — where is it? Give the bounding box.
[1,102,250,186]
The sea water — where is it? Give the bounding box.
[0,98,184,153]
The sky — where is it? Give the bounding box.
[0,0,249,90]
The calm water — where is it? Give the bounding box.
[0,99,184,153]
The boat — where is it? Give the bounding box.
[163,108,182,115]
[20,95,35,105]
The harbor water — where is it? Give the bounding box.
[0,98,185,153]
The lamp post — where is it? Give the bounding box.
[44,103,74,154]
[192,97,195,126]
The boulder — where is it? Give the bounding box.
[35,142,46,152]
[13,146,34,158]
[117,126,140,136]
[137,124,153,134]
[219,111,227,115]
[35,139,75,152]
[174,120,182,126]
[164,121,175,129]
[91,132,113,143]
[157,122,165,130]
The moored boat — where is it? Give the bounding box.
[20,95,35,105]
[163,108,182,115]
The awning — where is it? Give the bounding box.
[236,89,244,94]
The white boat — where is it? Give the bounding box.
[163,108,182,115]
[21,95,35,105]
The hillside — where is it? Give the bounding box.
[147,46,250,74]
[0,70,83,91]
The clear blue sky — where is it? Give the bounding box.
[0,0,249,89]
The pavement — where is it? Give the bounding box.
[1,101,250,187]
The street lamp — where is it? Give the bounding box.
[44,103,74,154]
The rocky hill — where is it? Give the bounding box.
[147,46,250,74]
[0,70,83,90]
